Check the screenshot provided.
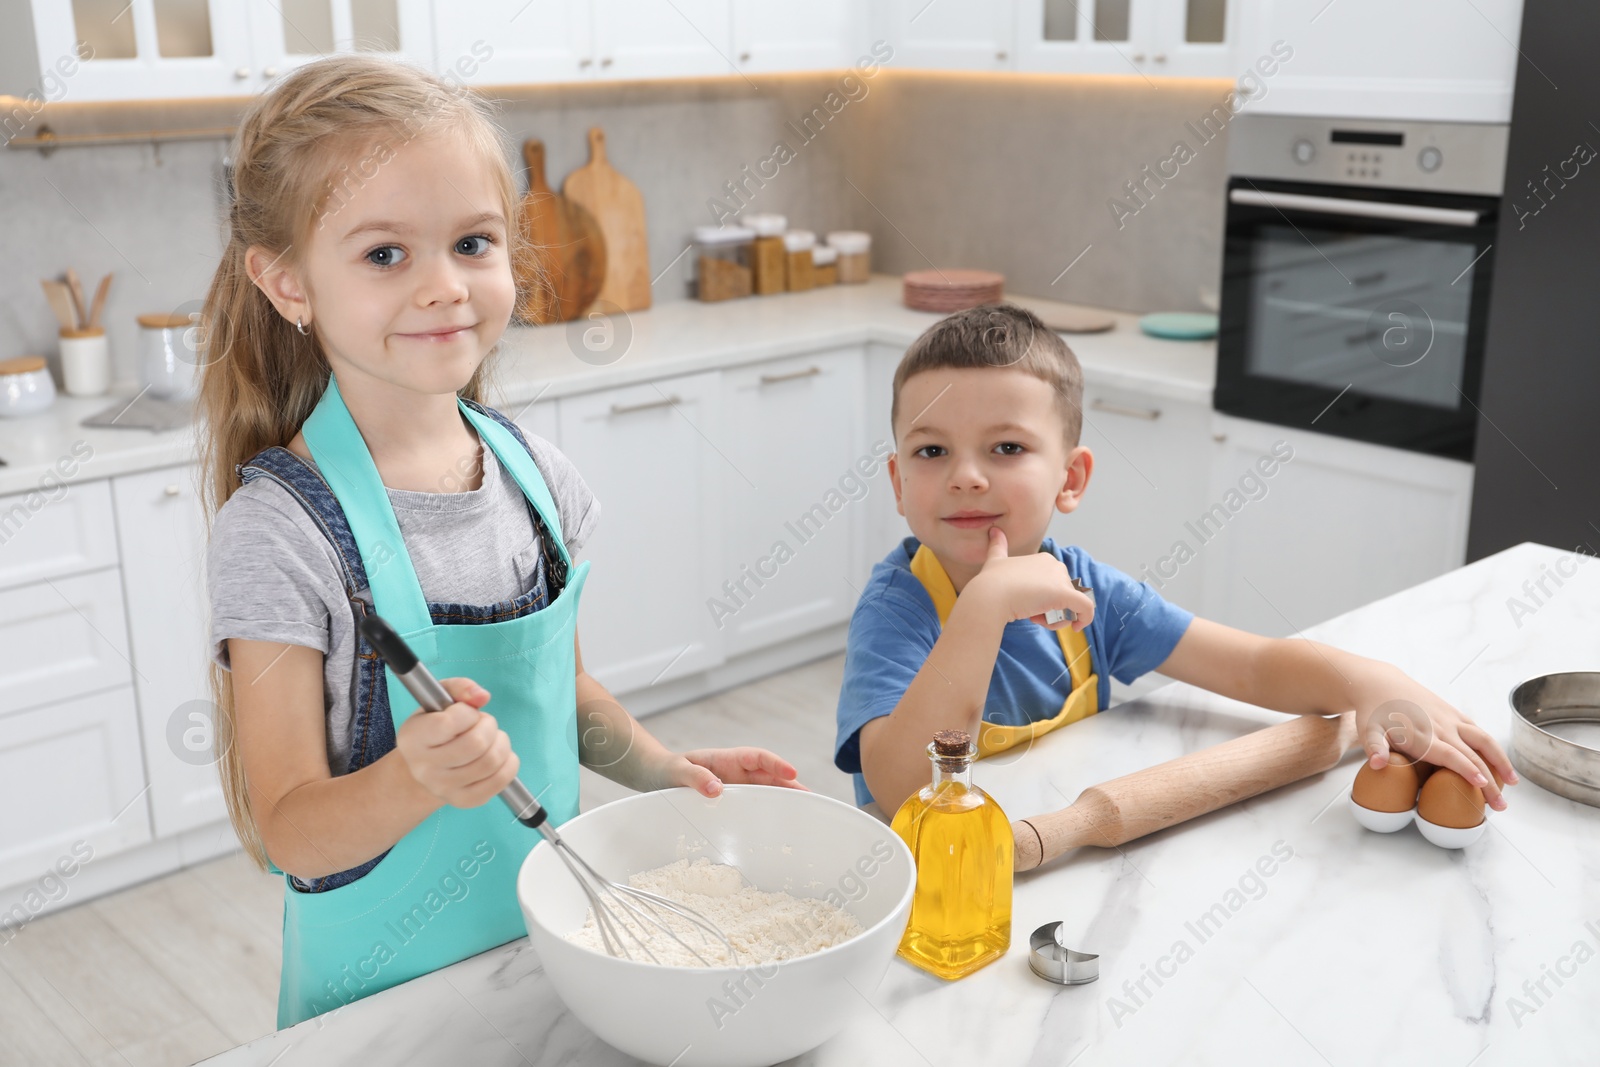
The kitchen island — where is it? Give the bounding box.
[202,541,1600,1066]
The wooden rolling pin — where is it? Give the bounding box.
[1013,711,1359,871]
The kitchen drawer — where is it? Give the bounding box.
[0,569,133,718]
[0,685,151,889]
[0,476,119,592]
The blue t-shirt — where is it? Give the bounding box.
[834,536,1195,808]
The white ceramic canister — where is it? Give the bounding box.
[138,312,203,399]
[0,355,57,417]
[59,326,110,396]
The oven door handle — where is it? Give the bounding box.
[1229,188,1481,227]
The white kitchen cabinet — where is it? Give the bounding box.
[0,570,133,718]
[4,0,255,101]
[1201,413,1473,639]
[557,371,726,692]
[1047,379,1212,617]
[593,0,734,81]
[0,687,151,889]
[720,349,866,656]
[112,465,228,839]
[245,0,436,86]
[1017,0,1237,78]
[731,0,856,74]
[0,474,118,593]
[4,0,435,102]
[861,342,908,583]
[432,0,593,85]
[1234,0,1523,122]
[874,0,1016,71]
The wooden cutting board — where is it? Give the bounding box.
[514,138,607,324]
[561,127,651,312]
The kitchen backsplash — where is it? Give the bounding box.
[0,70,1231,389]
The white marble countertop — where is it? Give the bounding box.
[0,278,1215,497]
[202,541,1600,1066]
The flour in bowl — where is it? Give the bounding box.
[566,858,863,966]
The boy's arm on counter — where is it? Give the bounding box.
[1156,616,1516,810]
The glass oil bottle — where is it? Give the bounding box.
[890,729,1013,979]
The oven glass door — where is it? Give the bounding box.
[1217,178,1499,460]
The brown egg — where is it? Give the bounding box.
[1417,769,1487,828]
[1352,754,1420,813]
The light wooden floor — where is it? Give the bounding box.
[0,653,853,1067]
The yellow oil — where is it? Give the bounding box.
[890,776,1013,980]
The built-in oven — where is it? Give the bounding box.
[1217,116,1508,461]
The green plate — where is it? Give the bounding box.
[1139,312,1218,340]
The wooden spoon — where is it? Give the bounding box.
[87,274,112,330]
[40,280,77,332]
[64,268,87,330]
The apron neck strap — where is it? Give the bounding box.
[301,375,432,633]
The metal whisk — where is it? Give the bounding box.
[360,614,739,966]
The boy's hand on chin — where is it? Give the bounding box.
[652,747,809,797]
[969,526,1096,632]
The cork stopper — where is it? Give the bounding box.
[932,730,972,757]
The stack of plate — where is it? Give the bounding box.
[902,269,1005,313]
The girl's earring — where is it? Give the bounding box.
[295,316,309,336]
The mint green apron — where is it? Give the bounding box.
[277,376,587,1027]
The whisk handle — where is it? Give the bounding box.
[360,613,553,831]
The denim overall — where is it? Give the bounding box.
[239,377,587,1028]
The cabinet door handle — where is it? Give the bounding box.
[163,484,182,497]
[1090,398,1161,421]
[1132,52,1146,62]
[600,56,613,67]
[262,66,279,77]
[758,366,821,385]
[610,395,680,416]
[234,67,250,79]
[579,57,593,68]
[1153,53,1167,63]
[739,51,751,62]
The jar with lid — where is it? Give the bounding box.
[693,225,754,302]
[784,230,816,292]
[746,213,788,295]
[826,231,872,284]
[812,245,839,287]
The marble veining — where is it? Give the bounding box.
[203,543,1600,1066]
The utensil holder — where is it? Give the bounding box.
[59,327,110,397]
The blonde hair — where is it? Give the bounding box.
[197,54,524,869]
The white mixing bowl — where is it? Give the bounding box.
[517,785,915,1067]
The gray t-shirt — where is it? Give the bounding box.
[207,430,599,775]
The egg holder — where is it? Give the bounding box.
[1348,789,1486,848]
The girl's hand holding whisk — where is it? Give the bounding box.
[396,677,522,808]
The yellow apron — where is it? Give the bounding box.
[908,545,1099,759]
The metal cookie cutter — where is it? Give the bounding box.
[1044,575,1094,627]
[1028,922,1099,985]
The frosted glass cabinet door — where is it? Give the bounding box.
[245,0,436,87]
[21,0,256,101]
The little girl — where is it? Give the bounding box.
[199,55,803,1028]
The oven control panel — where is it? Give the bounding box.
[1229,115,1506,196]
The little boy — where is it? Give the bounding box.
[834,304,1517,817]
